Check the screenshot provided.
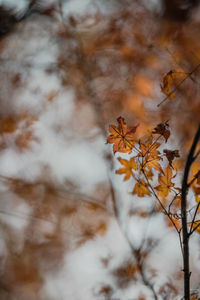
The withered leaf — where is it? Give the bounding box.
[161,69,185,99]
[163,149,180,166]
[161,70,176,99]
[152,122,170,142]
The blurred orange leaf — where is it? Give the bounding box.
[161,70,176,99]
[116,157,137,180]
[0,117,17,134]
[155,166,174,200]
[161,69,185,99]
[132,179,150,197]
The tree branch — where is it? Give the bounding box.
[181,124,200,300]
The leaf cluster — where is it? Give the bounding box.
[107,117,200,234]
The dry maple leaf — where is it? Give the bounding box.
[161,70,176,99]
[132,179,150,197]
[116,157,137,180]
[155,166,174,201]
[107,116,138,154]
[163,149,180,167]
[152,122,170,142]
[161,69,185,99]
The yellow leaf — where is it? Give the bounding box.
[155,166,174,201]
[145,169,154,181]
[116,157,137,181]
[132,180,150,197]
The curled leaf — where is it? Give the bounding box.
[163,149,180,166]
[161,69,185,99]
[161,70,176,99]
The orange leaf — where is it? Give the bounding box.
[138,135,162,173]
[155,166,174,201]
[146,159,163,173]
[116,157,137,181]
[167,216,181,231]
[107,116,138,154]
[132,180,150,197]
[145,169,154,181]
[139,135,160,159]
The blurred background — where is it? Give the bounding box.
[0,0,200,299]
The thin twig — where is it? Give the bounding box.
[189,200,200,236]
[187,170,200,188]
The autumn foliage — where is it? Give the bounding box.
[1,1,200,300]
[107,113,200,299]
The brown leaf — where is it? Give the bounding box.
[152,122,170,142]
[163,149,180,166]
